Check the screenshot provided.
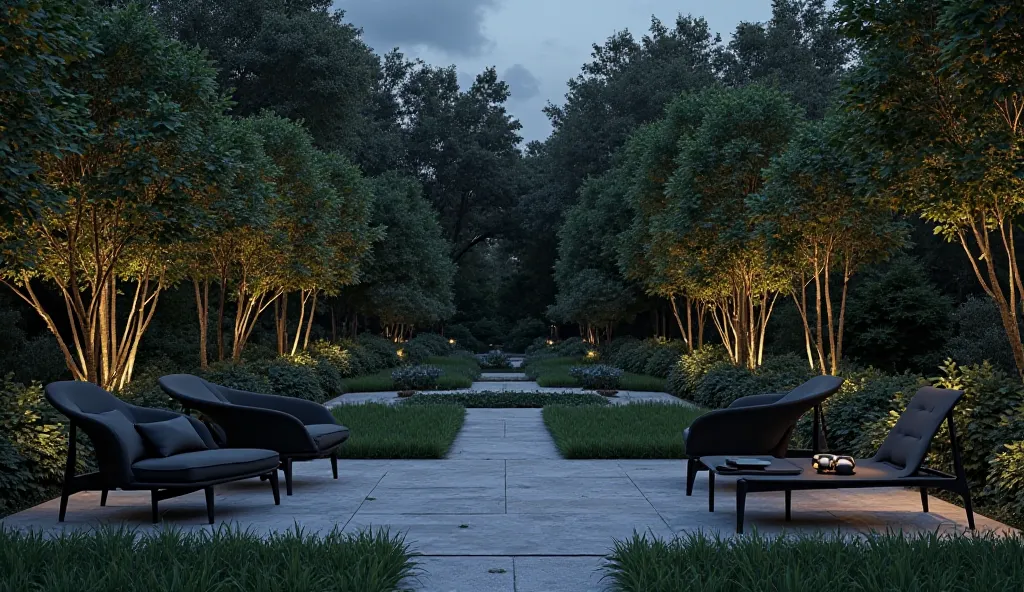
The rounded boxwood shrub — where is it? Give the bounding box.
[356,334,401,372]
[552,337,591,357]
[667,344,730,398]
[392,365,444,391]
[569,364,623,390]
[309,339,358,378]
[407,333,452,357]
[480,350,512,370]
[263,358,326,403]
[402,341,432,365]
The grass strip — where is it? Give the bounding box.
[605,530,1024,592]
[0,525,416,592]
[543,402,704,458]
[332,403,465,458]
[403,391,609,408]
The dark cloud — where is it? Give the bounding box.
[502,64,540,101]
[336,0,499,56]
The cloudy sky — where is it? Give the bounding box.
[334,1,773,144]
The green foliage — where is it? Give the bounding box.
[286,352,346,398]
[691,354,812,409]
[480,351,512,370]
[391,365,443,391]
[0,0,94,219]
[503,318,547,353]
[605,531,1024,592]
[0,526,417,592]
[330,403,464,459]
[200,362,274,394]
[989,441,1024,520]
[403,392,609,409]
[261,358,326,403]
[569,365,623,390]
[343,174,456,327]
[0,375,69,515]
[666,344,731,398]
[844,257,953,372]
[543,403,706,459]
[840,0,1024,376]
[944,297,1019,374]
[444,324,485,353]
[309,340,359,378]
[605,338,685,379]
[354,334,401,373]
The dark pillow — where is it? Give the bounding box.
[96,410,147,463]
[136,416,209,458]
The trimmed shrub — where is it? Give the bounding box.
[407,333,451,357]
[282,352,345,398]
[667,344,730,398]
[480,350,512,370]
[402,341,432,365]
[263,358,326,402]
[569,364,623,390]
[355,334,401,373]
[551,337,591,357]
[503,318,548,353]
[444,323,484,353]
[391,365,443,391]
[690,353,812,409]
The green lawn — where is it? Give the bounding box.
[542,402,705,458]
[526,356,667,392]
[605,531,1024,592]
[342,355,480,392]
[403,391,609,408]
[0,526,415,592]
[331,403,465,458]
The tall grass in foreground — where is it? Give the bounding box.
[0,525,417,592]
[543,403,705,458]
[605,530,1024,592]
[332,403,465,458]
[527,356,667,391]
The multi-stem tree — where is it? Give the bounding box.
[840,0,1024,376]
[752,114,906,374]
[0,6,229,389]
[624,85,801,368]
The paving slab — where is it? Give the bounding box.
[514,557,609,592]
[402,556,515,592]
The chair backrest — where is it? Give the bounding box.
[159,374,232,407]
[45,381,147,485]
[776,375,845,406]
[872,386,964,477]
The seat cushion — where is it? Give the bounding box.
[131,448,279,484]
[306,423,349,451]
[136,416,209,458]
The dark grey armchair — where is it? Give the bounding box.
[158,374,350,496]
[684,375,844,495]
[45,381,281,524]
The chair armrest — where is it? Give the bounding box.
[727,393,786,408]
[220,389,337,426]
[196,403,317,453]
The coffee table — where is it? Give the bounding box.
[699,455,805,533]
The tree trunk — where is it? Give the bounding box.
[193,278,209,369]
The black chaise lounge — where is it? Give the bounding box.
[684,375,845,496]
[45,381,281,524]
[158,374,350,496]
[700,386,975,533]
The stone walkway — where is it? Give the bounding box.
[3,381,1015,591]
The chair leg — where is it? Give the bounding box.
[100,489,108,507]
[331,452,338,480]
[269,471,281,505]
[58,423,77,522]
[708,471,715,512]
[205,486,215,525]
[920,488,929,513]
[736,480,748,534]
[151,491,160,524]
[962,486,976,530]
[785,490,792,521]
[686,458,698,496]
[283,458,293,496]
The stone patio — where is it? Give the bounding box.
[3,380,1014,592]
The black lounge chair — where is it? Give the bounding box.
[45,381,280,524]
[700,386,975,533]
[684,375,845,496]
[158,374,350,496]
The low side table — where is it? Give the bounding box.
[699,455,804,533]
